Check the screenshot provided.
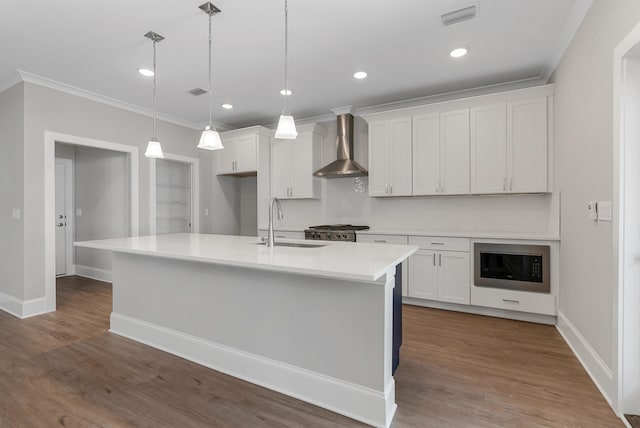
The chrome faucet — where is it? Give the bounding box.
[267,197,283,247]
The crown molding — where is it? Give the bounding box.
[354,76,547,117]
[14,70,232,131]
[0,71,23,94]
[540,0,594,82]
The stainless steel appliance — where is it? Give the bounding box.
[474,243,550,293]
[304,224,370,242]
[313,114,368,178]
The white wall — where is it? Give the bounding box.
[0,83,24,300]
[18,82,239,301]
[551,0,640,404]
[266,118,559,237]
[74,146,130,271]
[239,177,257,236]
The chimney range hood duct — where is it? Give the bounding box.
[313,113,368,178]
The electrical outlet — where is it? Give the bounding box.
[11,208,21,220]
[588,201,597,220]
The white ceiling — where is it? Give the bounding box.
[0,0,587,129]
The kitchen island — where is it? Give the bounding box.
[75,233,417,428]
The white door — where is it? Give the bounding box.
[271,138,292,199]
[507,98,548,193]
[156,159,192,234]
[437,251,470,305]
[368,121,391,197]
[408,250,438,300]
[389,117,413,196]
[412,113,440,195]
[470,103,507,194]
[440,109,470,195]
[55,161,68,276]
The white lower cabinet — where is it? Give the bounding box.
[407,237,470,305]
[257,229,305,240]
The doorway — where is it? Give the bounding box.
[149,153,199,235]
[614,21,640,421]
[44,132,139,312]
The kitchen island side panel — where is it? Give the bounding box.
[110,252,391,392]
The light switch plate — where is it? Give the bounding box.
[76,209,82,217]
[11,208,21,220]
[598,201,612,221]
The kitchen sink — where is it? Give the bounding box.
[256,242,327,248]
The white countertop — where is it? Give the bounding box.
[75,233,417,283]
[358,229,561,241]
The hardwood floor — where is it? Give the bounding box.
[0,276,622,427]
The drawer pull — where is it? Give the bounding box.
[502,299,520,304]
[431,242,445,245]
[374,240,387,243]
[276,235,286,238]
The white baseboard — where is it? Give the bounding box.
[110,313,395,428]
[0,291,51,319]
[556,311,614,407]
[403,297,557,325]
[74,265,112,283]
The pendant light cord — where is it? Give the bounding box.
[208,13,213,127]
[152,39,157,138]
[284,0,289,113]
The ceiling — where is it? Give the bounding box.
[0,0,587,129]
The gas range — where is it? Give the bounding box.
[304,224,370,242]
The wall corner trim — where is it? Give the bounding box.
[556,311,615,408]
[0,291,51,319]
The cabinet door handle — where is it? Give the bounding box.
[440,181,444,193]
[290,187,293,197]
[433,254,436,266]
[435,181,439,193]
[502,177,506,191]
[431,242,445,246]
[502,299,520,304]
[385,183,389,195]
[390,184,393,195]
[509,177,513,191]
[374,239,387,243]
[438,254,442,266]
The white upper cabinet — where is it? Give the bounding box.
[470,103,508,194]
[366,85,553,197]
[217,130,260,176]
[471,98,548,194]
[271,124,323,199]
[368,117,412,197]
[507,98,548,193]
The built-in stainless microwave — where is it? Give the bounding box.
[474,243,550,293]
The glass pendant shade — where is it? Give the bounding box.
[275,114,298,139]
[145,137,164,158]
[197,125,224,150]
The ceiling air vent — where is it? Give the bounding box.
[441,5,476,26]
[187,87,208,96]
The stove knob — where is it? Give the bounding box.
[327,233,332,240]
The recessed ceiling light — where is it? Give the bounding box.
[138,68,154,77]
[354,71,368,79]
[280,89,292,96]
[450,47,468,58]
[221,103,233,109]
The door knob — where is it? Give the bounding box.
[57,223,64,227]
[58,214,64,219]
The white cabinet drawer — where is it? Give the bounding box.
[470,286,556,315]
[258,230,305,240]
[409,236,470,252]
[357,234,408,245]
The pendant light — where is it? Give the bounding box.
[274,0,297,139]
[144,31,165,158]
[197,2,224,151]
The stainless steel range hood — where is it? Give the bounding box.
[313,114,368,178]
